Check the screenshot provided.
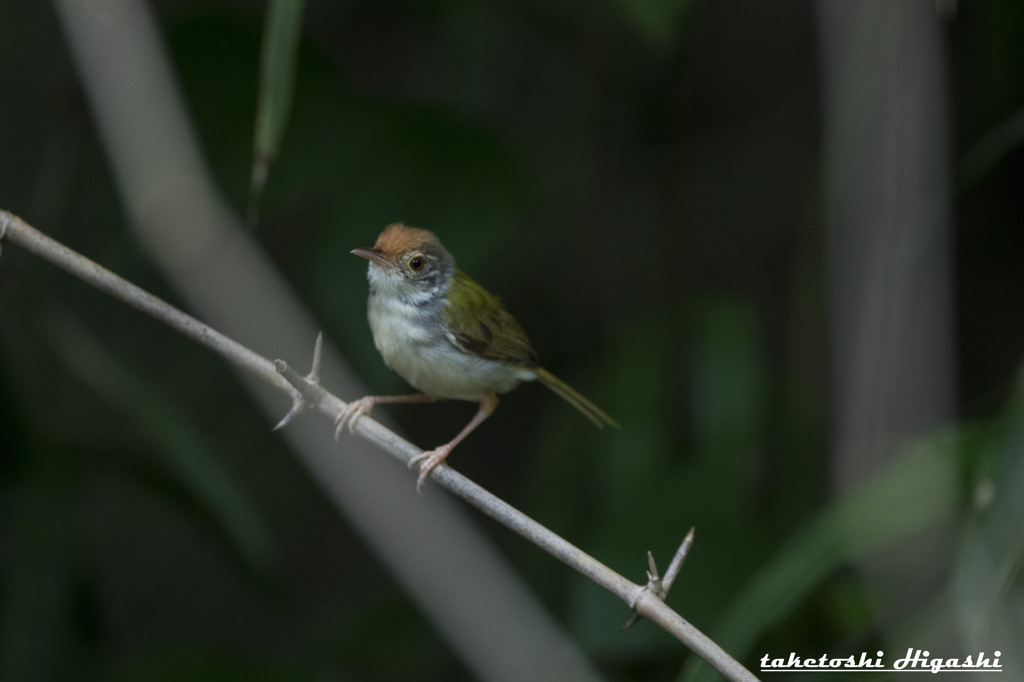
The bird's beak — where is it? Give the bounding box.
[351,247,391,269]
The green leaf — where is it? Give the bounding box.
[954,367,1024,679]
[250,0,305,223]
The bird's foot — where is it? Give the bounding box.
[334,396,377,440]
[408,444,453,492]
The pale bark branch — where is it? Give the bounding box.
[1,209,759,682]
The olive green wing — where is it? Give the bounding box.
[441,269,538,365]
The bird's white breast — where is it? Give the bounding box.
[366,292,531,401]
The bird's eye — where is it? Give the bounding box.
[408,256,424,271]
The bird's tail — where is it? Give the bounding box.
[533,367,619,429]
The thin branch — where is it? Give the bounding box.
[1,210,759,682]
[0,210,290,395]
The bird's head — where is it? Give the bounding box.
[352,223,455,302]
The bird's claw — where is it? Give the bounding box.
[334,397,376,440]
[408,446,452,493]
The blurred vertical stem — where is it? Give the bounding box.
[816,0,957,641]
[50,0,604,679]
[250,0,305,224]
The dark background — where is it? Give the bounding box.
[1,1,1022,680]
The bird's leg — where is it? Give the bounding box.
[409,391,499,491]
[334,393,438,440]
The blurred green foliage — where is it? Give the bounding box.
[1,1,1023,681]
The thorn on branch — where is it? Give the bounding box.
[273,332,324,431]
[623,527,695,630]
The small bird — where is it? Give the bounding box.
[339,222,617,489]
